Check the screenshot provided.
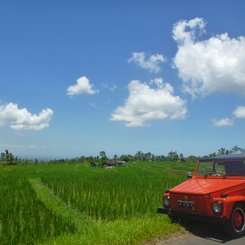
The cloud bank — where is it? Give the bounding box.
[0,103,53,131]
[67,76,98,96]
[128,52,165,73]
[173,18,245,97]
[110,78,187,127]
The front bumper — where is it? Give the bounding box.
[157,207,169,214]
[157,206,227,223]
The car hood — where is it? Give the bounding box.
[171,178,245,195]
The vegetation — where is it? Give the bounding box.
[0,167,76,244]
[0,160,195,244]
[0,149,16,166]
[207,145,245,157]
[41,162,189,221]
[0,145,244,244]
[1,145,244,167]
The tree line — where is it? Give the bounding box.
[1,146,245,166]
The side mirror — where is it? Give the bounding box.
[186,172,192,178]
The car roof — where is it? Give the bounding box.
[199,153,245,162]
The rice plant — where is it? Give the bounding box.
[0,160,194,244]
[41,161,187,221]
[0,167,76,245]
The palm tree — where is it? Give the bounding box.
[217,148,226,156]
[231,145,245,154]
[0,150,15,166]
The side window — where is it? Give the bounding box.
[225,161,245,176]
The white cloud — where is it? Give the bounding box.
[211,106,245,127]
[67,76,98,96]
[0,103,53,131]
[110,79,187,127]
[233,106,245,118]
[173,17,206,45]
[212,118,234,127]
[150,77,166,89]
[173,18,245,97]
[128,52,166,73]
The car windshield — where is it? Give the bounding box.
[196,160,245,177]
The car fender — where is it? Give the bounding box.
[223,196,245,219]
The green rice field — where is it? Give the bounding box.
[0,161,195,244]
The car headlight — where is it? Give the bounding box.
[164,196,170,206]
[212,201,223,214]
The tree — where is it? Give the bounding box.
[231,145,245,153]
[120,154,132,162]
[146,152,152,161]
[232,145,240,153]
[135,151,143,160]
[99,151,108,167]
[1,152,5,160]
[0,149,15,166]
[167,151,179,161]
[209,152,216,157]
[99,151,108,160]
[179,153,185,162]
[217,148,226,156]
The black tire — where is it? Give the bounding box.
[169,214,179,223]
[225,204,245,238]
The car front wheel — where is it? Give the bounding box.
[226,204,245,237]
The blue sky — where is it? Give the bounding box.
[0,0,245,159]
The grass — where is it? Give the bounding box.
[0,160,195,244]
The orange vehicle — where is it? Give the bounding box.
[157,154,245,237]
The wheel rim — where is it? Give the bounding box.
[232,208,245,232]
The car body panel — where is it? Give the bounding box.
[171,178,245,195]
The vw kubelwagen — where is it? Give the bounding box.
[158,154,245,237]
